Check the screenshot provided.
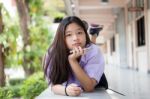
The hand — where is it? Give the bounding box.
[68,46,84,61]
[66,83,83,96]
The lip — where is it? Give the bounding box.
[72,43,81,47]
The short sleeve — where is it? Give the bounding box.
[83,47,105,83]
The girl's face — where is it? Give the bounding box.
[65,23,86,50]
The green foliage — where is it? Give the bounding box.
[1,4,21,68]
[3,21,20,67]
[0,85,22,98]
[42,0,65,18]
[5,72,47,98]
[20,72,47,99]
[9,85,21,98]
[0,87,13,99]
[9,78,25,86]
[1,0,65,73]
[24,16,53,71]
[28,0,44,16]
[21,0,54,72]
[1,0,53,70]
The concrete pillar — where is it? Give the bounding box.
[116,8,128,68]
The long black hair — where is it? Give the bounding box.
[43,16,91,85]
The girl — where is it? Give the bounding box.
[43,16,105,96]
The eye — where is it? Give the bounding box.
[77,31,83,34]
[65,33,72,37]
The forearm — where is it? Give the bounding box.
[69,60,96,92]
[51,83,82,96]
[51,84,65,96]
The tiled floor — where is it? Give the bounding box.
[36,65,150,99]
[105,65,150,99]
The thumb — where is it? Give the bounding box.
[70,83,78,87]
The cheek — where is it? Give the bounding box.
[80,37,86,47]
[65,39,72,49]
[82,36,86,43]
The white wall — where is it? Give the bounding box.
[106,33,120,66]
[116,8,128,68]
[147,6,150,73]
[126,25,133,68]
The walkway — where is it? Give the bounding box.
[36,65,150,99]
[105,65,150,99]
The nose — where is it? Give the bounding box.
[72,34,78,41]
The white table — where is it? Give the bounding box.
[36,87,112,99]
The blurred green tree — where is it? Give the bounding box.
[1,0,65,78]
[0,3,5,87]
[15,0,65,76]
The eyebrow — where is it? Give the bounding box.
[66,28,83,34]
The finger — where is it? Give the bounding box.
[68,84,82,96]
[70,83,78,87]
[68,83,78,91]
[70,86,80,91]
[78,46,84,55]
[70,90,81,96]
[69,83,81,90]
[72,50,76,55]
[67,86,76,96]
[75,90,82,96]
[74,47,79,54]
[71,86,82,92]
[72,87,81,91]
[70,50,73,53]
[68,88,82,96]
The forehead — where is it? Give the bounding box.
[65,23,83,33]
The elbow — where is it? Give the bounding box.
[83,85,95,92]
[84,83,95,92]
[83,79,96,92]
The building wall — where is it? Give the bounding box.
[125,0,149,73]
[147,0,150,73]
[106,8,128,68]
[106,0,150,73]
[106,33,120,66]
[135,0,148,73]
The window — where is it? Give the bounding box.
[136,16,145,46]
[111,36,115,53]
